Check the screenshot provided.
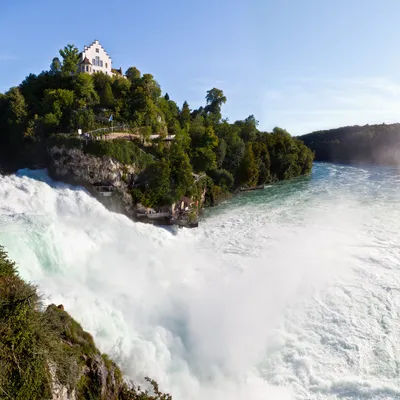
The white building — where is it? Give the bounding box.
[78,39,123,77]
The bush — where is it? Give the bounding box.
[208,168,234,190]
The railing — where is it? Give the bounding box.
[83,125,132,136]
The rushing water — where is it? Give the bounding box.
[1,163,400,399]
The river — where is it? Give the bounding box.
[0,163,400,399]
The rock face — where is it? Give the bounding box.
[45,304,126,400]
[48,146,138,219]
[48,144,202,228]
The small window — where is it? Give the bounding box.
[106,63,108,68]
[105,71,108,75]
[95,56,100,66]
[92,58,95,65]
[96,48,99,53]
[86,65,89,72]
[100,60,103,67]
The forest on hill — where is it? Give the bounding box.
[0,44,314,207]
[299,123,400,165]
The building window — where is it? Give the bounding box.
[96,48,99,53]
[106,71,108,75]
[95,56,100,66]
[106,63,108,68]
[86,65,89,72]
[92,58,95,65]
[100,60,103,67]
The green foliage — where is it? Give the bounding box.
[42,89,75,133]
[84,139,154,168]
[170,142,195,198]
[190,116,218,172]
[205,88,226,124]
[50,57,62,74]
[71,108,97,131]
[101,81,115,109]
[125,66,141,82]
[59,44,80,76]
[73,73,99,107]
[298,123,400,166]
[208,168,234,190]
[179,101,191,129]
[3,87,28,148]
[0,247,171,400]
[0,41,314,209]
[142,158,173,206]
[237,142,259,186]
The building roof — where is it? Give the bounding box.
[79,57,92,65]
[111,67,123,75]
[83,39,112,62]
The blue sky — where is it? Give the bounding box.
[1,0,400,135]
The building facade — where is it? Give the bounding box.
[78,40,113,75]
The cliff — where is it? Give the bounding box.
[299,123,400,165]
[48,145,138,219]
[0,246,171,400]
[47,142,202,228]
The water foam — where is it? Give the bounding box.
[0,164,399,399]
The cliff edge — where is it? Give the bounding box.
[0,246,171,400]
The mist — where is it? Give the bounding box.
[1,165,398,399]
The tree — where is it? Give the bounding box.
[4,87,28,147]
[205,88,227,124]
[205,88,227,108]
[237,142,259,186]
[49,57,61,74]
[73,73,99,107]
[125,66,141,82]
[141,74,161,102]
[208,168,234,190]
[216,138,227,168]
[59,44,80,76]
[179,101,191,129]
[252,141,271,184]
[145,158,173,206]
[164,93,170,101]
[235,115,259,142]
[170,142,194,198]
[71,108,96,131]
[100,81,115,108]
[215,121,245,174]
[42,89,74,132]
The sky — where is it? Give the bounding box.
[1,0,400,135]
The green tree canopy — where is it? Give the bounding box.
[59,44,80,76]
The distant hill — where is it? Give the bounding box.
[298,123,400,165]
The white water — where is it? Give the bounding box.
[1,164,400,399]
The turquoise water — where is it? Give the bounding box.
[1,163,400,399]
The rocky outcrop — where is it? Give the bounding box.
[0,247,173,400]
[48,145,201,228]
[48,146,138,219]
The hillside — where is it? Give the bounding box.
[299,123,400,165]
[0,43,314,211]
[0,246,171,400]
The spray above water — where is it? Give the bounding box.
[1,164,400,399]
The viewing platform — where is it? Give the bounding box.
[93,184,115,197]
